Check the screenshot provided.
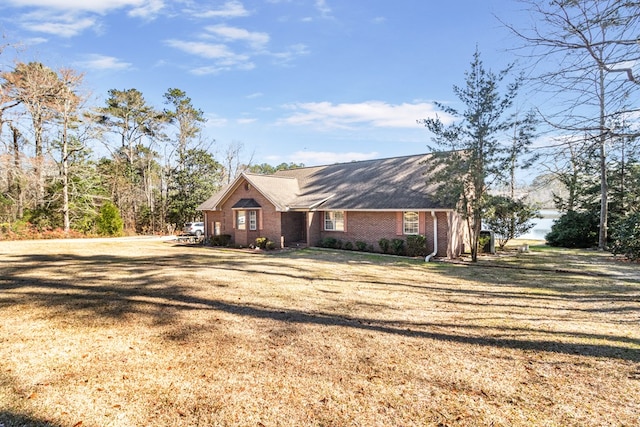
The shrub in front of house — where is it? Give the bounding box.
[344,241,354,250]
[318,237,343,249]
[208,234,232,246]
[378,238,390,254]
[391,238,405,255]
[406,234,428,257]
[355,241,368,251]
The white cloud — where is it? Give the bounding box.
[166,38,256,74]
[314,0,332,17]
[165,39,237,59]
[9,0,164,36]
[21,14,96,37]
[237,118,257,124]
[270,43,310,64]
[204,113,229,127]
[194,0,250,18]
[6,0,151,13]
[23,37,49,45]
[246,92,263,99]
[279,101,452,130]
[128,0,164,18]
[204,24,269,49]
[289,150,380,165]
[74,54,132,70]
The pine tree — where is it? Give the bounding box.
[419,49,535,261]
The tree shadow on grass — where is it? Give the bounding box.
[1,251,639,362]
[0,412,62,427]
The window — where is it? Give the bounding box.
[324,211,344,231]
[249,210,257,231]
[403,211,419,235]
[214,221,221,236]
[237,210,246,230]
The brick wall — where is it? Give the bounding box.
[307,211,321,246]
[202,177,282,246]
[314,210,458,257]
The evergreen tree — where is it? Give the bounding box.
[419,50,535,261]
[167,148,223,227]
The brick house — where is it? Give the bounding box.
[197,153,466,259]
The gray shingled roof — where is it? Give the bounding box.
[198,153,451,212]
[275,153,447,210]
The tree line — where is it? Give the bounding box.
[0,59,302,237]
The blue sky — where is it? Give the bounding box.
[0,0,533,168]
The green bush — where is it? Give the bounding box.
[95,202,123,236]
[318,237,342,249]
[355,241,368,251]
[546,210,599,248]
[344,241,354,250]
[208,234,232,246]
[406,234,428,257]
[610,213,640,260]
[378,238,390,254]
[391,238,405,255]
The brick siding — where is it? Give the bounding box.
[316,211,452,255]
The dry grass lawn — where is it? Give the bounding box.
[0,238,638,426]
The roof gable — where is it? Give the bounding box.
[197,173,299,211]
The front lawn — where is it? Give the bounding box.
[0,239,638,426]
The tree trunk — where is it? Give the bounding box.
[10,125,24,220]
[598,65,608,250]
[62,103,70,233]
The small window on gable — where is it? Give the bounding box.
[403,211,419,235]
[324,211,344,231]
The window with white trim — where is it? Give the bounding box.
[324,211,344,231]
[403,211,419,235]
[237,210,246,230]
[249,210,257,231]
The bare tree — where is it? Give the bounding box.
[506,0,640,249]
[50,68,84,233]
[223,140,253,184]
[1,62,68,207]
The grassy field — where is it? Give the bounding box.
[0,238,638,426]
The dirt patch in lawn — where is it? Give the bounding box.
[0,238,638,426]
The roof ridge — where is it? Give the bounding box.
[243,172,298,180]
[273,152,430,171]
